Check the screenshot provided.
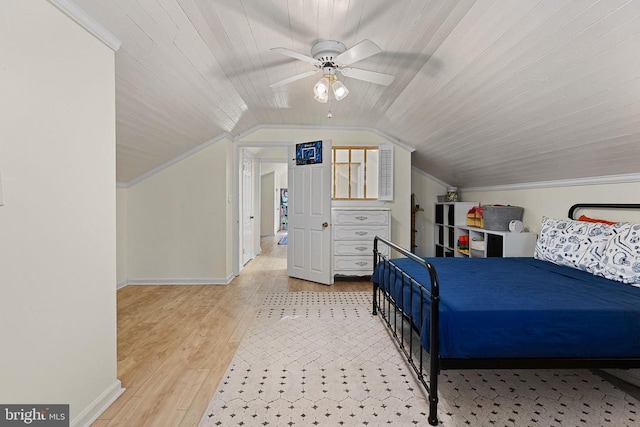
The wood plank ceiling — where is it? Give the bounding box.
[71,0,640,187]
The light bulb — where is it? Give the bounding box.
[331,80,349,101]
[313,77,330,97]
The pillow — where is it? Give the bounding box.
[534,216,620,273]
[595,223,640,286]
[578,214,618,225]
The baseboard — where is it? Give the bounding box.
[116,280,128,290]
[125,274,234,285]
[71,380,125,427]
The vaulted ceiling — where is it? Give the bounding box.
[71,0,640,187]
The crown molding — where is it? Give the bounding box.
[411,166,450,188]
[461,172,640,193]
[48,0,121,51]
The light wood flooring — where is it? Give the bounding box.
[93,234,370,426]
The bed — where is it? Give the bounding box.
[371,203,640,425]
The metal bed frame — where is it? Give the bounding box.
[372,203,640,425]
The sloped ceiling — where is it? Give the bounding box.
[70,0,640,187]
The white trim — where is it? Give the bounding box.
[232,139,240,276]
[116,182,128,189]
[47,0,121,52]
[411,166,451,188]
[236,140,295,148]
[125,134,230,187]
[235,124,416,152]
[125,275,234,285]
[116,280,128,290]
[71,380,125,427]
[461,172,640,192]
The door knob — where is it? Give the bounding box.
[322,222,329,228]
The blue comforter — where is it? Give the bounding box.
[372,257,640,359]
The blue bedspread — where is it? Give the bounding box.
[372,257,640,359]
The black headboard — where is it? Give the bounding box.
[568,203,640,220]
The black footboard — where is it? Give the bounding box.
[372,236,441,425]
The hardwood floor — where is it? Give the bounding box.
[93,234,371,426]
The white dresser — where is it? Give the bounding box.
[332,208,391,276]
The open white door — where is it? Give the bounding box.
[287,140,333,285]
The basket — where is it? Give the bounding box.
[482,205,524,231]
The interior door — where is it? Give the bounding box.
[242,153,253,265]
[287,140,333,285]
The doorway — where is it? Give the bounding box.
[237,144,289,274]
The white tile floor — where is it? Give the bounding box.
[200,292,639,426]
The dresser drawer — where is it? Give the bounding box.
[332,210,390,226]
[334,240,388,256]
[334,256,374,272]
[333,225,389,241]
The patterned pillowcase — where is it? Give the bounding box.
[534,216,620,273]
[596,223,640,286]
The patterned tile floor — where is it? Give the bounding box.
[200,292,638,426]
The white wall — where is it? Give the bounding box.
[411,169,448,257]
[411,169,640,257]
[225,143,233,275]
[462,180,640,233]
[117,187,128,287]
[126,138,233,284]
[0,1,120,424]
[260,172,277,236]
[252,158,261,256]
[240,128,413,249]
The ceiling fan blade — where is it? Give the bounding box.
[271,47,321,67]
[335,39,382,66]
[339,67,395,86]
[269,70,320,88]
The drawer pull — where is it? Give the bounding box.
[355,216,368,221]
[355,261,368,266]
[355,231,368,236]
[355,246,368,252]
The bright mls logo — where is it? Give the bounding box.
[0,405,68,427]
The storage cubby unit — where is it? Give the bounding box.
[454,225,537,258]
[434,202,478,257]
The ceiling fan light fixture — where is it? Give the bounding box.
[331,80,349,100]
[271,39,395,103]
[313,77,330,97]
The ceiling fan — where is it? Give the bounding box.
[269,40,395,103]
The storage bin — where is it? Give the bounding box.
[482,205,524,231]
[466,206,484,228]
[470,238,485,251]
